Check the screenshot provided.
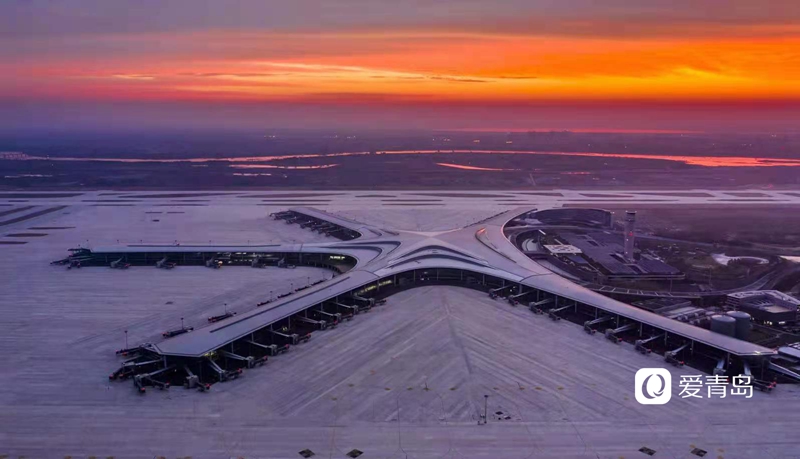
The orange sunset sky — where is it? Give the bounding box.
[1,1,799,131]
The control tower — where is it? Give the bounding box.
[623,211,636,262]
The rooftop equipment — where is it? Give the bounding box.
[726,310,752,341]
[710,315,736,337]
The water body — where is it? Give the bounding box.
[5,149,800,168]
[4,139,800,189]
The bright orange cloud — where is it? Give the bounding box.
[4,30,800,103]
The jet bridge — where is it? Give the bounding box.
[156,257,176,269]
[218,349,267,369]
[635,333,666,354]
[665,343,691,367]
[489,284,514,299]
[507,289,533,306]
[294,315,328,331]
[269,329,306,346]
[528,297,554,314]
[351,294,376,311]
[110,357,163,381]
[583,316,614,335]
[272,208,364,241]
[246,339,287,357]
[604,322,639,344]
[327,301,358,319]
[768,362,800,383]
[133,365,176,393]
[110,258,130,269]
[547,301,576,321]
[204,357,242,382]
[308,309,341,328]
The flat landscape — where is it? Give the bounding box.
[1,192,800,458]
[3,131,800,190]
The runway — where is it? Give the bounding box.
[3,189,800,211]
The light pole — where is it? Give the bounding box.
[483,394,489,425]
[180,317,184,330]
[124,330,128,349]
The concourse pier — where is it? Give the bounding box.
[58,206,787,393]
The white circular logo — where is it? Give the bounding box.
[635,368,672,405]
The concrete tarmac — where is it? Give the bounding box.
[0,194,799,458]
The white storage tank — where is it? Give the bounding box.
[710,315,736,337]
[726,310,752,341]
